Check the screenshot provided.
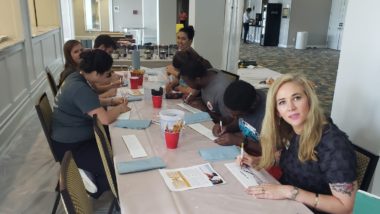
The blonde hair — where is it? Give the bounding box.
[258,73,326,169]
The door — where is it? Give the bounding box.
[327,0,348,50]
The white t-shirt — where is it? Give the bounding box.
[243,11,250,24]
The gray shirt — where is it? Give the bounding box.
[51,72,100,143]
[201,69,235,119]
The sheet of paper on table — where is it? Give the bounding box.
[177,103,202,113]
[159,163,225,191]
[117,111,131,120]
[122,135,147,158]
[225,162,279,188]
[188,123,217,141]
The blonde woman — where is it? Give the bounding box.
[239,74,357,213]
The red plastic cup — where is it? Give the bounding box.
[152,95,162,108]
[130,76,139,89]
[137,74,144,87]
[165,131,180,149]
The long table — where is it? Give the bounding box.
[110,97,311,214]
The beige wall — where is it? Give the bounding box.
[74,0,111,39]
[0,0,23,39]
[28,0,60,27]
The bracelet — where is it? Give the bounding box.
[290,186,299,200]
[313,193,319,208]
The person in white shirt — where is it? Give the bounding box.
[243,8,252,43]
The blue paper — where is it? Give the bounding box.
[127,96,143,102]
[115,119,151,129]
[199,146,240,162]
[184,112,212,124]
[117,157,166,174]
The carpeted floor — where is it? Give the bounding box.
[239,42,340,115]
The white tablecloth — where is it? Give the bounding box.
[110,97,311,214]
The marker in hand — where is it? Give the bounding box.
[184,92,193,103]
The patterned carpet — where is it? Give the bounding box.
[239,43,341,115]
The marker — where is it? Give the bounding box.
[184,92,192,103]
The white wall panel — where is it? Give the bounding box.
[6,51,28,102]
[42,36,56,68]
[32,42,45,81]
[0,60,12,120]
[331,0,380,195]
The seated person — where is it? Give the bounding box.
[175,49,235,122]
[58,39,124,105]
[166,26,200,100]
[214,80,265,154]
[238,73,357,214]
[51,50,130,198]
[92,34,124,93]
[59,40,83,87]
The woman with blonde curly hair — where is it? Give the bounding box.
[239,73,357,214]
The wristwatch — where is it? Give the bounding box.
[290,186,299,200]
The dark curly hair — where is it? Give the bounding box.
[224,80,257,112]
[79,49,113,74]
[173,48,212,80]
[178,26,195,40]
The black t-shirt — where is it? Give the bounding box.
[279,122,357,195]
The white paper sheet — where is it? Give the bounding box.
[122,135,147,158]
[177,103,202,113]
[188,124,217,141]
[159,163,225,191]
[225,162,279,188]
[117,111,131,120]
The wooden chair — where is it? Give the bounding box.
[93,115,120,212]
[46,67,59,96]
[353,144,379,191]
[60,151,93,214]
[35,92,61,213]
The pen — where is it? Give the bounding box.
[240,142,244,159]
[184,92,192,103]
[219,120,223,129]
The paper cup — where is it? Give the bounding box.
[165,131,180,149]
[152,95,162,108]
[159,109,185,133]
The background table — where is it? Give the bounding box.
[110,98,311,214]
[113,57,172,68]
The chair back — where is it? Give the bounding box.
[353,144,379,191]
[60,151,93,214]
[35,92,59,162]
[353,190,380,214]
[220,70,239,82]
[46,67,58,96]
[93,115,119,201]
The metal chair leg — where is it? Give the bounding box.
[52,180,60,214]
